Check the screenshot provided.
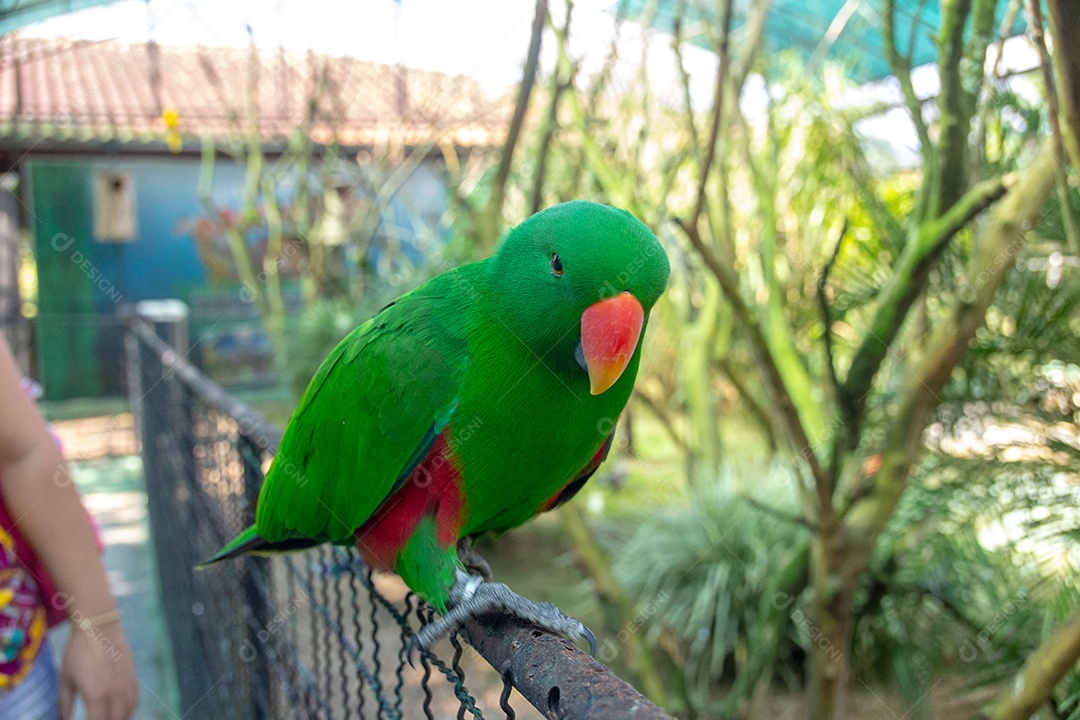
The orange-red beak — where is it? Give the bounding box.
[580,292,644,395]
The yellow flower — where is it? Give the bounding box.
[162,106,180,129]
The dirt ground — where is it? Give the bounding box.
[54,412,138,460]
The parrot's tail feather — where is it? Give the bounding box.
[196,526,322,568]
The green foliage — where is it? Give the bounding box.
[193,91,452,393]
[488,2,1079,714]
[861,450,1080,716]
[851,231,1080,713]
[610,465,807,711]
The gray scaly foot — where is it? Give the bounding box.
[412,569,597,656]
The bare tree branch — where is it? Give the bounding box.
[632,389,692,454]
[690,0,734,231]
[934,0,995,217]
[806,141,1058,720]
[480,0,549,245]
[552,9,637,210]
[843,141,1057,569]
[742,495,813,529]
[818,219,848,402]
[882,0,935,211]
[675,0,830,500]
[989,610,1080,720]
[839,172,1013,439]
[1028,0,1080,254]
[730,0,772,91]
[530,0,574,214]
[676,216,833,524]
[671,0,700,158]
[714,356,780,452]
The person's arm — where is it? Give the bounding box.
[0,337,137,720]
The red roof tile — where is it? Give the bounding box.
[0,35,509,148]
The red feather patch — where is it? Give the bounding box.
[539,432,615,514]
[354,432,467,571]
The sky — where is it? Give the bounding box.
[19,0,1041,167]
[19,0,669,92]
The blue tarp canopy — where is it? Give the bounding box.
[614,0,1028,81]
[0,0,119,35]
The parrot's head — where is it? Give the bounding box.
[486,201,669,395]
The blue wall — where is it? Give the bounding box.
[29,155,248,399]
[28,154,449,399]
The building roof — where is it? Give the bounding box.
[0,34,509,151]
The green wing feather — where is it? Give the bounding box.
[396,516,458,613]
[253,265,476,545]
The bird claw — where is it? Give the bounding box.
[581,623,598,657]
[410,570,599,656]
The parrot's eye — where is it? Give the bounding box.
[550,253,564,277]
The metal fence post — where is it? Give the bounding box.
[239,434,274,717]
[125,316,213,716]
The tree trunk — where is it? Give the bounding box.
[806,143,1058,720]
[807,520,853,720]
[1047,0,1080,172]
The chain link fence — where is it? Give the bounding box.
[123,311,671,720]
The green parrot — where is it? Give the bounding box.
[203,201,669,647]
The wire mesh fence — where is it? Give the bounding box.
[123,311,672,720]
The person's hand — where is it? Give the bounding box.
[59,622,139,720]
